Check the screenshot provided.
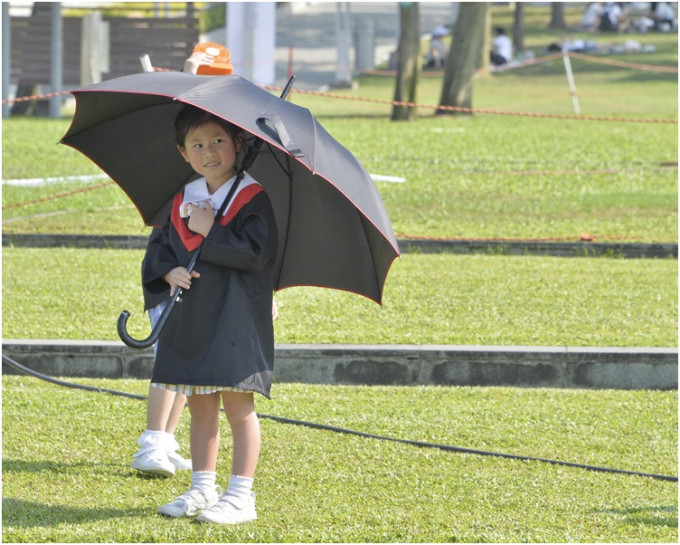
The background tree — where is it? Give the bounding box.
[437,2,487,115]
[391,2,420,121]
[548,2,567,30]
[512,2,525,55]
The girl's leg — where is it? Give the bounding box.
[132,386,190,476]
[194,391,260,524]
[163,392,188,434]
[146,302,187,435]
[187,392,222,472]
[158,392,222,518]
[221,391,260,478]
[147,385,183,430]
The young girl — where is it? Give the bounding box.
[142,105,278,524]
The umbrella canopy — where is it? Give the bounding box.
[61,71,399,304]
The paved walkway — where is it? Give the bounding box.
[3,340,677,390]
[3,233,677,259]
[202,2,457,91]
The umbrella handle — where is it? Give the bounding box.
[117,248,201,349]
[117,292,179,349]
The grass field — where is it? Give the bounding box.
[3,106,678,241]
[1,4,678,542]
[2,376,677,543]
[2,248,677,346]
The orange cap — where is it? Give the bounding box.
[193,42,233,75]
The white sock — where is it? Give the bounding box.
[139,430,178,452]
[191,471,217,492]
[226,474,253,498]
[138,429,167,446]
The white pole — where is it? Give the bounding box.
[2,2,11,118]
[49,2,63,118]
[562,51,580,114]
[335,2,351,86]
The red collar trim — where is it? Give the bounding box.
[171,183,264,252]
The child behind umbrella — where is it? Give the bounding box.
[143,104,278,524]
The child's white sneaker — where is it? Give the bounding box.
[167,450,192,471]
[196,492,257,524]
[158,486,222,518]
[131,448,175,477]
[131,430,192,476]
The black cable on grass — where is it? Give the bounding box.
[3,353,677,483]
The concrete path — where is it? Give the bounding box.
[3,340,677,390]
[3,233,676,259]
[200,2,457,91]
[272,2,456,90]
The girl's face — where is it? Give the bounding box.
[178,120,240,191]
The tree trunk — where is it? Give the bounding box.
[437,2,487,115]
[512,2,525,54]
[391,2,420,121]
[548,2,566,30]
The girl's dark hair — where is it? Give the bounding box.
[175,105,241,147]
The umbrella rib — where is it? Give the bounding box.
[264,142,292,177]
[357,207,384,303]
[274,154,294,290]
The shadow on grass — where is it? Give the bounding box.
[2,497,151,529]
[2,459,166,529]
[3,457,169,481]
[2,458,119,474]
[593,505,678,528]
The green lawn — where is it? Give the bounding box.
[2,376,677,543]
[2,31,677,347]
[3,113,677,242]
[1,5,678,542]
[2,248,677,347]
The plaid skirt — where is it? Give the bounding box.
[150,382,249,396]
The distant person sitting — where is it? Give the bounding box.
[490,27,512,66]
[598,2,624,32]
[581,2,604,32]
[426,26,448,68]
[650,2,677,31]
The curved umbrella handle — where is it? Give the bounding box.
[117,290,180,349]
[118,247,201,348]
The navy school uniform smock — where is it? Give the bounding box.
[142,174,278,398]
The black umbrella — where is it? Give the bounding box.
[61,71,400,345]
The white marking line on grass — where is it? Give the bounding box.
[371,174,406,183]
[2,174,109,186]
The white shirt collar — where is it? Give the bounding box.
[182,175,237,216]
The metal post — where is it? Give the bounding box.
[2,2,11,118]
[562,51,580,114]
[49,2,63,118]
[335,2,351,86]
[242,3,254,82]
[355,17,374,71]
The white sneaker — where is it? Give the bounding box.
[196,492,257,524]
[158,486,222,518]
[167,450,192,471]
[131,448,175,477]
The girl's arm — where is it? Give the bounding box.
[142,223,181,296]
